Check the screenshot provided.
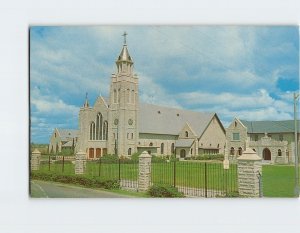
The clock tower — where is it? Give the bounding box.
[107,32,139,157]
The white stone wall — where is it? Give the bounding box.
[138,151,151,192]
[226,118,248,159]
[199,115,226,154]
[49,128,62,153]
[237,160,262,197]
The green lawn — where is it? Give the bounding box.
[262,165,296,197]
[34,161,298,197]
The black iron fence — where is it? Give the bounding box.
[38,156,237,197]
[40,156,139,190]
[151,160,238,197]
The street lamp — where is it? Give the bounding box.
[294,92,299,197]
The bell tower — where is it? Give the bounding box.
[107,32,139,157]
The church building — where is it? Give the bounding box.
[72,34,226,159]
[226,118,299,164]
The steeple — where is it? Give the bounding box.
[83,92,89,107]
[116,32,133,74]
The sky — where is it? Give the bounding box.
[30,26,299,143]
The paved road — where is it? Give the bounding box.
[30,180,133,198]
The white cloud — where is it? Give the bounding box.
[138,72,182,108]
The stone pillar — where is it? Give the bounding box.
[75,150,87,174]
[237,147,262,197]
[138,151,152,192]
[31,149,41,171]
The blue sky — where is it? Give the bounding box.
[30,26,299,143]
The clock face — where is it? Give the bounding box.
[114,119,119,125]
[128,119,133,125]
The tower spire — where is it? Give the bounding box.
[84,92,89,107]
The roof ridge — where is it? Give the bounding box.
[140,102,215,115]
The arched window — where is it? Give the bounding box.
[96,113,103,140]
[89,122,95,140]
[161,143,164,154]
[238,147,242,155]
[131,133,133,139]
[185,131,189,138]
[149,142,153,146]
[127,89,130,103]
[128,148,132,155]
[131,90,135,103]
[278,149,282,156]
[230,147,235,155]
[234,121,237,127]
[118,88,121,102]
[113,89,117,103]
[171,143,175,154]
[103,121,108,140]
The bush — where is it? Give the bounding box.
[216,191,239,198]
[31,172,120,190]
[100,154,119,163]
[148,184,184,197]
[195,154,224,161]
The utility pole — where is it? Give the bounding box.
[294,92,299,197]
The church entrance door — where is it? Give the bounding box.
[180,149,186,158]
[96,148,101,158]
[89,148,94,159]
[263,148,271,160]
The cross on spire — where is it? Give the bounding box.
[122,31,127,45]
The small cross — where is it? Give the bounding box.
[122,31,127,45]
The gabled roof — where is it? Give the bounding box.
[57,129,79,140]
[240,120,300,133]
[138,103,215,136]
[62,140,74,147]
[175,139,194,147]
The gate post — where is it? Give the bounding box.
[237,147,262,197]
[138,151,152,192]
[75,150,87,175]
[31,149,41,171]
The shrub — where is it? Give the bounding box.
[148,184,184,198]
[100,154,119,163]
[151,155,168,163]
[217,191,239,198]
[195,154,224,161]
[30,172,120,190]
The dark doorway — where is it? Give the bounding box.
[263,148,271,160]
[180,149,186,158]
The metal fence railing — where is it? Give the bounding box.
[38,156,139,190]
[151,161,238,197]
[37,156,237,197]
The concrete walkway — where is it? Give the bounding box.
[30,180,134,198]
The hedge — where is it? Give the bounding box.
[31,172,120,190]
[148,184,184,198]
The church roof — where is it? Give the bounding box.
[240,120,300,133]
[138,103,216,136]
[62,140,74,147]
[57,129,79,141]
[175,139,194,147]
